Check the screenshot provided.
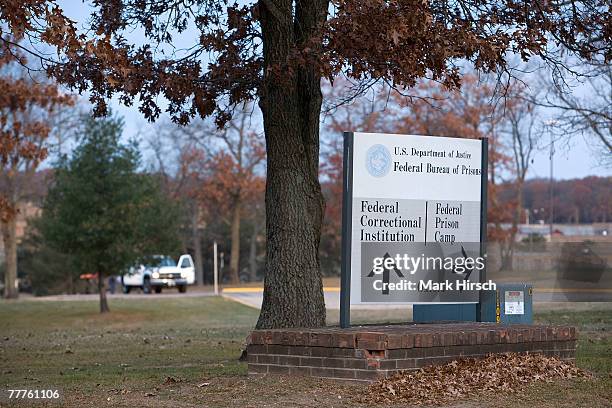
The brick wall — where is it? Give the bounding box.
[247,323,577,382]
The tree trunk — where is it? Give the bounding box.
[255,0,328,329]
[68,273,74,294]
[1,216,18,299]
[98,272,109,313]
[504,182,525,272]
[500,240,514,271]
[192,203,204,285]
[574,207,579,224]
[228,199,241,284]
[249,221,259,282]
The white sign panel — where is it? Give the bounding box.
[342,132,487,305]
[504,291,525,315]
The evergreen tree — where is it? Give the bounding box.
[39,114,180,312]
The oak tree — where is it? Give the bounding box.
[149,109,265,285]
[0,46,73,298]
[200,106,265,284]
[1,0,608,326]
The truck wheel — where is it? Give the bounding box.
[154,287,162,294]
[142,278,152,294]
[122,285,131,294]
[178,285,187,293]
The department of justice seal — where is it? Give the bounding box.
[366,144,392,177]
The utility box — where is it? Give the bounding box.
[412,283,533,324]
[480,283,533,324]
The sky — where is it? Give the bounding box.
[529,134,611,180]
[55,1,610,181]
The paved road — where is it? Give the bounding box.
[11,286,612,305]
[222,288,410,310]
[222,287,612,309]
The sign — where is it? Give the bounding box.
[504,291,525,315]
[340,132,489,326]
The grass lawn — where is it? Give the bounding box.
[0,297,610,407]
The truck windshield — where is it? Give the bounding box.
[144,256,176,268]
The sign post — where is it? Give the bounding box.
[477,138,488,321]
[213,241,219,296]
[340,132,488,328]
[340,132,354,328]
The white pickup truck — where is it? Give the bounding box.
[121,254,195,294]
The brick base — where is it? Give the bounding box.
[247,323,577,382]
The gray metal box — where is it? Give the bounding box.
[412,283,533,324]
[480,283,533,324]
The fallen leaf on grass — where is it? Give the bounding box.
[164,376,182,385]
[361,353,592,406]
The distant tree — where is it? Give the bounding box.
[178,147,208,286]
[539,59,611,165]
[0,48,74,298]
[38,115,180,312]
[319,134,344,276]
[146,123,208,285]
[18,226,75,296]
[505,176,612,224]
[201,106,265,284]
[149,106,265,285]
[245,194,266,282]
[502,85,540,269]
